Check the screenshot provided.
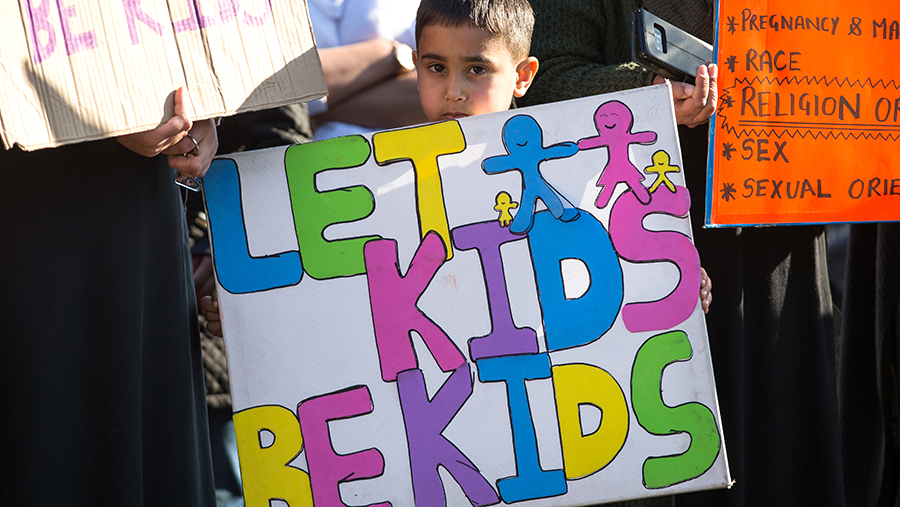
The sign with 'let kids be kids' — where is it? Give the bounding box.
[204,85,732,506]
[708,0,900,226]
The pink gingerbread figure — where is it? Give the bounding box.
[577,100,657,209]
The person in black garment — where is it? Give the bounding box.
[0,88,219,506]
[521,1,845,506]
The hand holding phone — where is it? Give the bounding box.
[656,64,718,127]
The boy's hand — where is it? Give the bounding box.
[700,267,713,314]
[200,294,222,337]
[192,254,216,304]
[654,63,718,128]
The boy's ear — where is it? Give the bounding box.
[513,57,539,98]
[412,50,419,91]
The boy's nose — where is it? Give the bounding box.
[445,75,467,101]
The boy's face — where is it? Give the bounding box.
[414,24,537,122]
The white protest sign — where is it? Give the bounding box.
[0,0,325,150]
[203,85,732,506]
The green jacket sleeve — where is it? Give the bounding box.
[520,0,655,107]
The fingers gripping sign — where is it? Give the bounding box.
[115,87,218,183]
[117,87,192,156]
[166,88,218,180]
[654,63,718,128]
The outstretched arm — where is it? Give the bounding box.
[316,72,428,129]
[318,39,414,107]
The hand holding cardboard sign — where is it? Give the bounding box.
[117,87,193,156]
[654,63,718,128]
[116,87,218,177]
[167,118,218,178]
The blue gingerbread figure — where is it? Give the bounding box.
[483,115,579,235]
[578,100,657,209]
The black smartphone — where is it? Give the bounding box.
[632,8,713,83]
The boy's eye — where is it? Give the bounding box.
[469,65,487,75]
[428,63,445,73]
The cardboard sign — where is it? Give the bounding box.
[204,85,731,506]
[708,0,900,226]
[0,0,325,151]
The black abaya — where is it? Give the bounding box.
[0,139,215,505]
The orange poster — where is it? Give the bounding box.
[708,0,900,226]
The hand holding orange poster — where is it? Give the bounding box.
[708,0,900,226]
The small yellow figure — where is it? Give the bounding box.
[494,191,519,227]
[644,150,681,193]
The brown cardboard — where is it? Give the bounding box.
[0,0,326,151]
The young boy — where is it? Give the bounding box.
[412,0,539,123]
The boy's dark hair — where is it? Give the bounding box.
[415,0,534,59]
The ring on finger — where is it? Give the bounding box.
[182,133,200,157]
